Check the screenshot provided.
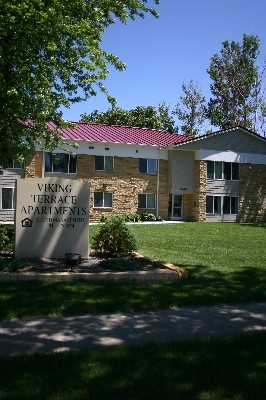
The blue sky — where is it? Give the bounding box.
[61,0,266,125]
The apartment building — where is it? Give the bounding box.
[1,123,265,223]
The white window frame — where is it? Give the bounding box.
[138,193,156,209]
[44,152,77,173]
[93,192,113,208]
[94,156,114,171]
[1,187,15,210]
[207,161,239,181]
[206,195,239,215]
[6,160,24,169]
[139,158,157,174]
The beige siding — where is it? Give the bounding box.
[169,150,195,194]
[176,129,266,154]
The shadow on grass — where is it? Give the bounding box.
[0,333,266,400]
[0,263,266,320]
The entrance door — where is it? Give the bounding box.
[172,194,183,220]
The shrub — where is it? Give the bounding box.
[92,216,137,257]
[0,258,27,272]
[124,213,141,222]
[100,215,108,223]
[140,212,157,222]
[0,224,14,252]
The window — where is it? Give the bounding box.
[206,195,239,214]
[6,160,24,169]
[95,156,113,171]
[1,188,15,210]
[94,192,112,208]
[207,161,239,180]
[139,158,157,174]
[138,194,156,209]
[45,153,76,173]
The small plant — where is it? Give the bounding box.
[0,257,27,272]
[0,224,14,252]
[124,213,141,222]
[100,215,108,223]
[92,216,137,257]
[140,212,157,222]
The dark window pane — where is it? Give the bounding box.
[215,162,222,179]
[139,159,147,173]
[138,194,146,208]
[94,192,103,207]
[69,156,77,173]
[232,163,239,180]
[45,153,53,172]
[214,196,221,213]
[13,161,24,169]
[95,156,104,170]
[224,162,231,180]
[207,161,214,179]
[2,188,14,209]
[53,154,68,173]
[231,197,239,214]
[223,196,231,214]
[206,196,213,213]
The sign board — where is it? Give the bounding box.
[15,178,90,258]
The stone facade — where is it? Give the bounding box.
[77,155,169,221]
[239,163,266,222]
[25,151,43,178]
[192,161,207,221]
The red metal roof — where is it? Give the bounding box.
[48,122,190,147]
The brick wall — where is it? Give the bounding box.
[25,151,43,178]
[77,155,169,221]
[191,160,207,221]
[239,163,266,222]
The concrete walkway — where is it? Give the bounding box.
[1,302,266,357]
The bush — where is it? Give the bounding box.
[0,224,14,252]
[124,213,141,222]
[0,257,27,272]
[140,212,157,222]
[92,216,137,257]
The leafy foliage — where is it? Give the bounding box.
[81,103,176,132]
[173,80,207,136]
[124,213,141,222]
[0,0,159,164]
[207,34,261,130]
[0,257,27,273]
[92,216,137,257]
[140,212,157,221]
[0,224,14,252]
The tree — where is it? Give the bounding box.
[173,80,207,136]
[81,103,176,132]
[0,0,159,165]
[207,34,262,131]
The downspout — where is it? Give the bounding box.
[156,147,161,218]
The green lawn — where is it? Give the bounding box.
[1,222,266,399]
[0,333,266,400]
[0,222,265,320]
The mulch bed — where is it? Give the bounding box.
[0,251,161,274]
